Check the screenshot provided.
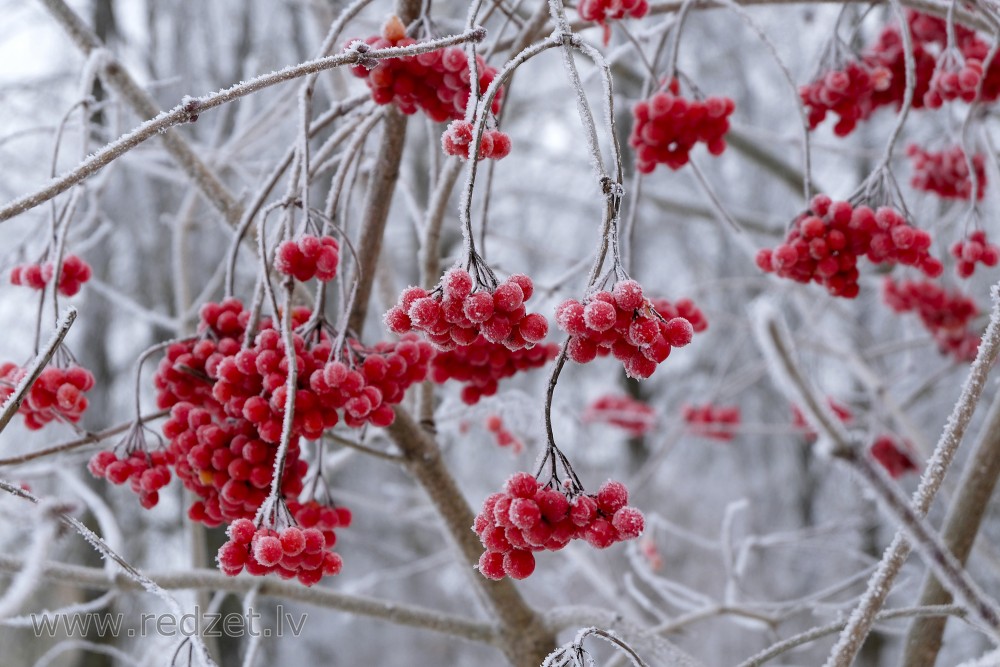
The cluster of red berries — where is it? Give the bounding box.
[756,195,942,298]
[907,145,986,202]
[474,473,644,580]
[951,231,999,278]
[883,277,980,360]
[630,79,735,172]
[348,16,502,124]
[0,363,95,430]
[9,255,92,296]
[485,414,524,453]
[88,448,173,509]
[162,401,308,526]
[429,334,557,404]
[217,516,343,586]
[682,403,740,441]
[577,0,649,44]
[275,235,340,282]
[871,435,919,478]
[925,56,985,107]
[581,394,656,436]
[441,120,511,161]
[800,61,892,136]
[791,397,853,438]
[556,280,695,379]
[805,12,1000,137]
[385,269,548,351]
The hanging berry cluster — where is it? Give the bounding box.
[756,194,942,298]
[682,403,741,441]
[951,231,999,278]
[804,11,1000,137]
[0,362,95,430]
[582,394,657,437]
[348,16,503,124]
[485,414,524,453]
[9,255,92,297]
[441,120,511,162]
[907,145,986,201]
[474,473,644,580]
[870,435,919,478]
[648,296,708,333]
[791,397,853,438]
[385,268,548,351]
[630,79,735,173]
[88,424,174,509]
[555,280,697,379]
[429,334,558,404]
[275,235,340,282]
[577,0,649,45]
[883,277,981,360]
[217,512,343,587]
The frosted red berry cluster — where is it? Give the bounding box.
[925,56,984,107]
[630,79,735,173]
[217,516,343,586]
[871,435,919,478]
[800,61,892,136]
[756,195,942,298]
[348,17,502,124]
[682,403,740,441]
[805,12,1000,137]
[577,0,649,44]
[0,363,94,430]
[555,279,696,379]
[441,120,511,161]
[162,401,308,526]
[385,269,548,351]
[485,415,524,453]
[951,231,999,279]
[883,277,980,360]
[474,473,644,580]
[791,397,853,438]
[648,296,708,333]
[88,449,173,509]
[10,255,92,296]
[907,145,986,202]
[275,235,340,282]
[429,334,558,404]
[582,394,656,436]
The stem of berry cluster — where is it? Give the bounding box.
[0,307,77,436]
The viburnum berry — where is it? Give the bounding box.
[0,363,95,430]
[274,235,340,282]
[441,120,511,161]
[582,394,656,436]
[385,268,547,352]
[951,230,999,278]
[907,144,986,202]
[484,414,525,453]
[756,194,942,298]
[883,277,981,361]
[870,435,919,478]
[88,423,175,509]
[10,255,92,296]
[577,0,649,44]
[630,79,735,172]
[430,334,558,404]
[800,60,892,136]
[473,474,644,580]
[348,16,503,123]
[924,53,984,108]
[556,281,701,379]
[682,404,740,441]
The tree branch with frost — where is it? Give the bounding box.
[750,297,1000,649]
[0,25,486,224]
[0,307,77,436]
[0,555,496,644]
[822,281,1000,667]
[543,627,650,667]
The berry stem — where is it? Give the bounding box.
[0,307,77,436]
